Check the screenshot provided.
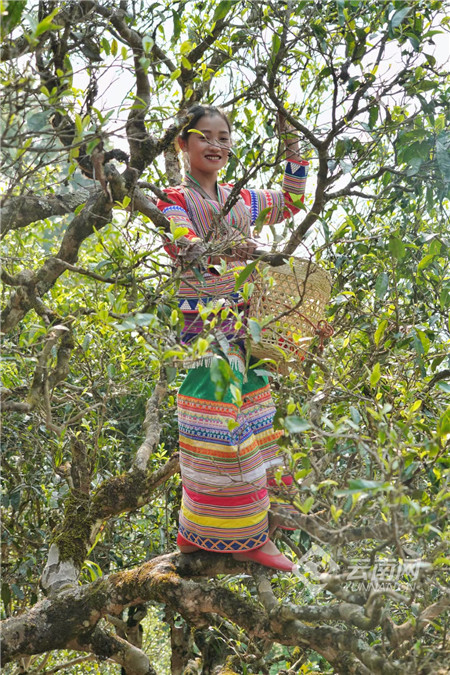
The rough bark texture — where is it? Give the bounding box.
[2,552,412,675]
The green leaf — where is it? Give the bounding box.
[2,0,26,37]
[374,319,388,347]
[192,267,206,285]
[180,40,193,55]
[272,32,281,56]
[212,0,234,23]
[332,222,350,240]
[253,207,272,235]
[418,254,435,271]
[336,0,345,26]
[440,287,450,309]
[248,319,262,344]
[412,332,424,355]
[349,406,361,425]
[172,9,182,40]
[416,329,430,355]
[298,496,314,514]
[437,406,450,436]
[82,560,103,581]
[289,193,307,210]
[348,478,384,490]
[101,37,110,55]
[170,68,182,81]
[370,362,381,387]
[369,105,379,129]
[390,7,411,29]
[375,272,389,299]
[407,34,420,51]
[388,236,406,260]
[210,356,232,402]
[285,416,310,433]
[173,226,189,240]
[1,582,11,608]
[234,259,259,292]
[34,9,62,37]
[436,137,450,183]
[429,238,442,255]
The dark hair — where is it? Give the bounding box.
[179,104,231,141]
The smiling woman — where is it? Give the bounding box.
[179,110,232,194]
[156,104,310,572]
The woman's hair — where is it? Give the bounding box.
[179,104,231,141]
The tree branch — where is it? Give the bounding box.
[0,189,90,236]
[2,553,406,674]
[1,189,112,334]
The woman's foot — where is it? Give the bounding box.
[232,539,297,573]
[177,532,201,553]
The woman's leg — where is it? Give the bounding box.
[176,348,297,572]
[177,347,270,554]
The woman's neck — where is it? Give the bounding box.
[186,169,219,199]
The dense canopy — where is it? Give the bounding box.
[1,1,449,674]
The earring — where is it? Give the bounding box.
[182,151,190,174]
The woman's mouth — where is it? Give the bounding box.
[205,154,222,161]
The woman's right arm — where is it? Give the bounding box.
[157,187,204,260]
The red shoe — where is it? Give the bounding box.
[177,532,200,553]
[232,547,297,573]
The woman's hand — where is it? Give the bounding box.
[233,239,258,261]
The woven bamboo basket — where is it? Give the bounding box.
[248,258,332,369]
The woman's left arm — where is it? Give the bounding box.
[241,114,310,227]
[241,158,309,228]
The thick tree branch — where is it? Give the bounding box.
[0,189,90,236]
[2,553,409,674]
[68,623,157,675]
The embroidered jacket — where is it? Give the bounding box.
[156,159,309,342]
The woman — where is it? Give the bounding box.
[157,105,308,572]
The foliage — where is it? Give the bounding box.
[1,1,449,674]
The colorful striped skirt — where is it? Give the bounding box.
[177,345,286,552]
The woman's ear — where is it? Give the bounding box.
[177,136,186,152]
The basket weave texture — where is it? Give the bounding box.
[248,258,332,367]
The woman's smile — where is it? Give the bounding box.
[180,114,231,181]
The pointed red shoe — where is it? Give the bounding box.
[177,532,201,553]
[232,548,297,573]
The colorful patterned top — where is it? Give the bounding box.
[156,159,309,342]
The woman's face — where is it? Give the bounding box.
[180,114,231,176]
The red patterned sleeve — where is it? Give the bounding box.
[156,187,202,259]
[240,159,310,226]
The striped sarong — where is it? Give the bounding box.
[177,345,284,552]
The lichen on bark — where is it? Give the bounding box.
[53,490,93,568]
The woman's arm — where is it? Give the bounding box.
[157,187,205,260]
[240,158,309,227]
[240,112,310,228]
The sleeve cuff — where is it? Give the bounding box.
[282,159,309,194]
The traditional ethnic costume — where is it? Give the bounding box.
[157,159,309,553]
